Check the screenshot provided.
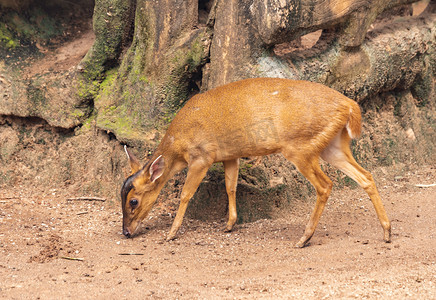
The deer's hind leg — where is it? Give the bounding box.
[223,159,239,232]
[283,150,333,248]
[321,129,391,243]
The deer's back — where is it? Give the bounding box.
[165,78,357,161]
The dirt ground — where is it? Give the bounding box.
[1,165,435,299]
[1,1,435,298]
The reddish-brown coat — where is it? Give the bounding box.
[121,78,391,247]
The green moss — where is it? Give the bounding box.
[96,68,119,98]
[76,81,95,102]
[0,7,64,53]
[70,109,86,119]
[92,64,159,140]
[87,10,210,137]
[97,104,143,141]
[163,34,208,113]
[79,0,131,83]
[79,113,97,132]
[96,73,148,139]
[0,23,19,49]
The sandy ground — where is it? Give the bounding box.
[1,166,435,299]
[1,2,434,298]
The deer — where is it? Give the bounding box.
[121,77,391,248]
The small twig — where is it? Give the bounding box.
[60,256,84,261]
[118,253,144,256]
[67,197,106,202]
[0,197,20,200]
[77,211,89,215]
[415,183,436,188]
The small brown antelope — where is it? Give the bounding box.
[121,78,391,247]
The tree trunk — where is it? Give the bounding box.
[1,0,434,141]
[84,0,434,143]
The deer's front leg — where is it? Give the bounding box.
[167,159,211,241]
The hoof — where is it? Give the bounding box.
[224,224,234,233]
[295,236,311,248]
[384,228,392,243]
[294,241,307,248]
[166,233,177,241]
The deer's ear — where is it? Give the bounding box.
[149,155,165,183]
[124,145,141,174]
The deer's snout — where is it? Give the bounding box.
[123,228,132,238]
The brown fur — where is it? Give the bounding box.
[122,78,391,247]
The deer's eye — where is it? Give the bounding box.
[130,199,138,208]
